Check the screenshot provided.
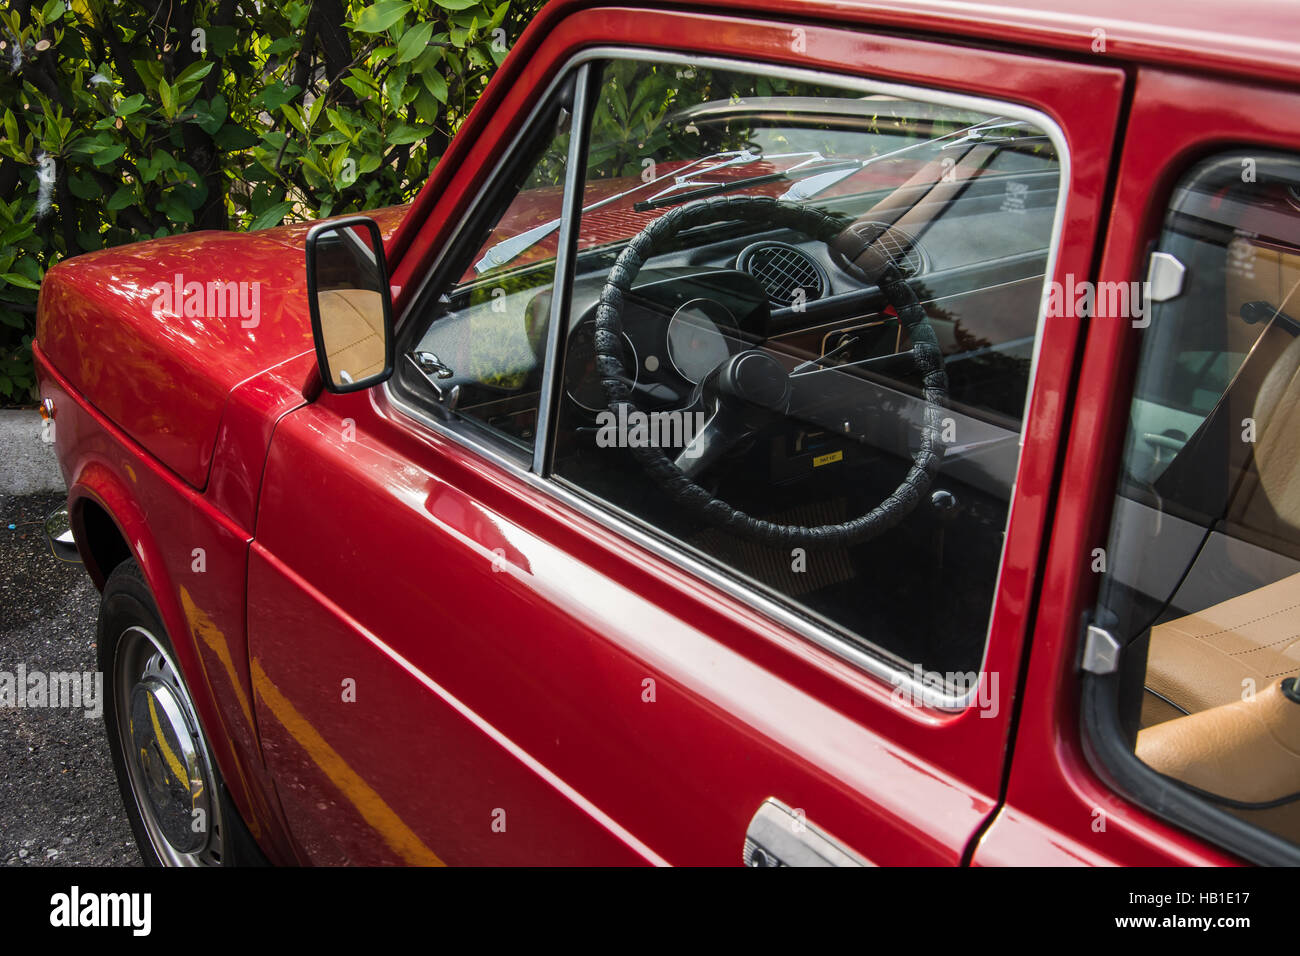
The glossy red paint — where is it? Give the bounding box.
[35,343,302,864]
[30,0,1300,866]
[35,207,407,489]
[972,67,1300,866]
[243,8,1124,865]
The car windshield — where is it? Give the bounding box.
[472,94,1053,277]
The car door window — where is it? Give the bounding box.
[546,58,1065,688]
[1093,151,1300,853]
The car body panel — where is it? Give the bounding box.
[34,207,407,489]
[245,7,1124,864]
[250,391,989,864]
[30,0,1299,867]
[970,66,1300,867]
[34,343,303,864]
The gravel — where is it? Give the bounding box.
[0,492,141,866]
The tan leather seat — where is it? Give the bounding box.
[1139,678,1300,805]
[1143,571,1300,724]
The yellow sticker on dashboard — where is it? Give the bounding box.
[813,450,843,467]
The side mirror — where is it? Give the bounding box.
[305,216,395,393]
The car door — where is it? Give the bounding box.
[976,65,1300,866]
[246,7,1123,865]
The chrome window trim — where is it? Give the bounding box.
[534,63,594,474]
[381,45,1073,712]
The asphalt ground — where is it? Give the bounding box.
[0,492,141,866]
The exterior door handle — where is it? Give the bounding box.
[743,798,871,867]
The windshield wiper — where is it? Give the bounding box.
[473,149,765,274]
[779,117,1020,202]
[473,116,1023,272]
[632,160,861,212]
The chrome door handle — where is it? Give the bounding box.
[743,798,871,867]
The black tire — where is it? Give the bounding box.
[97,559,266,866]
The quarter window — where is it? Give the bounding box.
[396,91,573,456]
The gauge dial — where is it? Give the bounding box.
[564,321,637,412]
[666,299,736,385]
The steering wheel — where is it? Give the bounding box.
[594,195,947,548]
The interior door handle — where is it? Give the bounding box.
[743,798,872,867]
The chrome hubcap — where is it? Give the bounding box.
[129,677,210,853]
[115,626,224,866]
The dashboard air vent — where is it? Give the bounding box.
[736,241,830,308]
[843,221,926,279]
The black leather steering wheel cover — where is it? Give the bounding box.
[593,195,947,548]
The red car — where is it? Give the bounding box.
[32,0,1300,866]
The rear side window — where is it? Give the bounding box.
[1092,152,1300,857]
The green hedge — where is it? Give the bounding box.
[0,0,544,403]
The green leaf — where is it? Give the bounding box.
[421,69,448,103]
[354,1,411,33]
[176,61,214,86]
[207,25,238,56]
[433,0,483,10]
[158,194,195,225]
[282,103,307,136]
[387,122,431,145]
[395,20,434,63]
[341,76,376,100]
[0,223,35,245]
[213,124,258,150]
[248,201,294,231]
[0,273,41,290]
[260,82,301,112]
[107,186,135,211]
[158,79,175,118]
[133,58,163,90]
[306,95,326,130]
[115,93,146,116]
[191,94,228,134]
[68,174,100,199]
[89,143,126,166]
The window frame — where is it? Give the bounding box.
[381,45,1073,711]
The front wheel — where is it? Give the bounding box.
[97,559,253,866]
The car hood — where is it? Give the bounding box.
[36,205,408,489]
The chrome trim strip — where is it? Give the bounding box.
[381,44,1073,712]
[534,63,593,475]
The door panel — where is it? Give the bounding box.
[977,68,1300,866]
[249,10,1125,865]
[250,399,983,863]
